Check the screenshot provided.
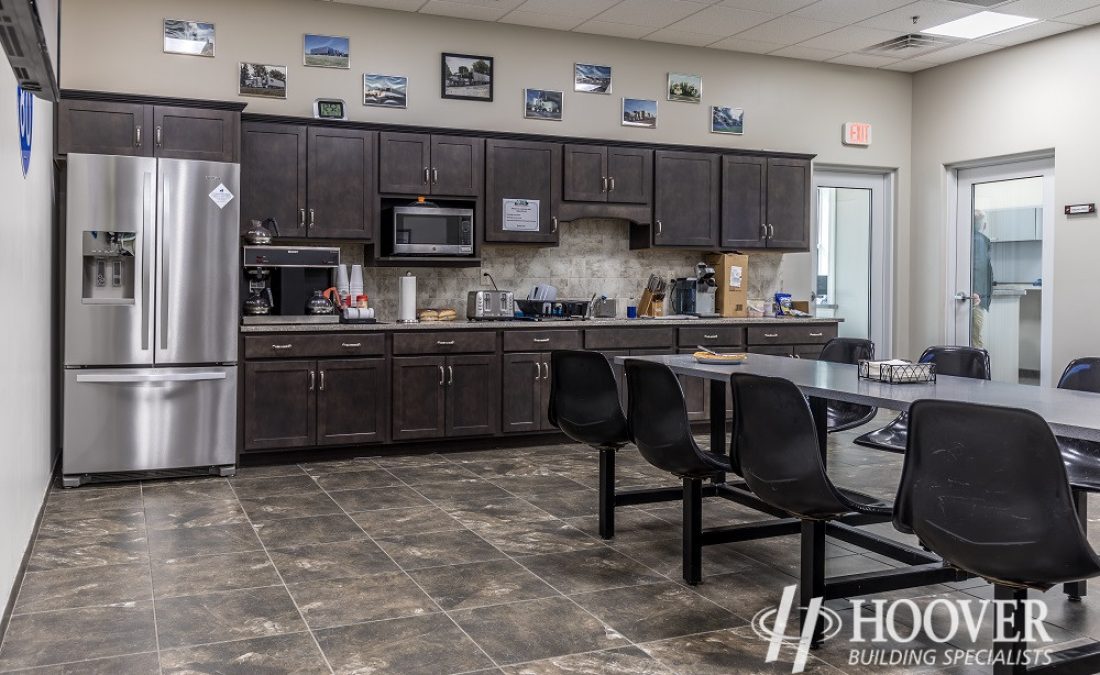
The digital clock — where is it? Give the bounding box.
[313,98,347,121]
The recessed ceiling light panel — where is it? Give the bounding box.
[921,11,1038,40]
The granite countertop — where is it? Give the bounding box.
[240,316,842,333]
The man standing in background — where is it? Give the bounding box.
[971,210,993,348]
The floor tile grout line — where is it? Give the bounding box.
[225,478,337,675]
[138,483,165,675]
[305,463,506,672]
[0,649,162,674]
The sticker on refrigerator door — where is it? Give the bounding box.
[208,184,234,209]
[502,198,539,232]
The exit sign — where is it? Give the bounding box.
[843,122,872,146]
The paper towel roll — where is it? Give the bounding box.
[398,273,417,322]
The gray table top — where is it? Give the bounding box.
[615,353,1100,443]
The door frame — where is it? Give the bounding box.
[811,166,895,358]
[945,154,1054,385]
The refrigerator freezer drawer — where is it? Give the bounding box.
[63,366,237,475]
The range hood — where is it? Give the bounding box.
[0,0,58,101]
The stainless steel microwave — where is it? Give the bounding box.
[392,206,474,256]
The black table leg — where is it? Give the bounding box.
[1065,488,1088,600]
[683,477,703,585]
[808,396,828,467]
[598,448,615,540]
[800,519,826,647]
[709,380,726,457]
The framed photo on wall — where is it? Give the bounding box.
[303,34,350,69]
[667,72,702,103]
[441,53,494,102]
[239,63,288,100]
[622,98,657,129]
[574,63,612,94]
[163,19,215,57]
[711,106,744,135]
[364,74,408,108]
[524,88,563,121]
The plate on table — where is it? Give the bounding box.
[693,352,748,365]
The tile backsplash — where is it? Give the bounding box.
[346,218,788,318]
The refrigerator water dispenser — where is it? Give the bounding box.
[81,230,135,304]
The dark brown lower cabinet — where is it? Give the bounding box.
[501,352,553,433]
[244,360,316,450]
[392,354,500,441]
[677,348,708,421]
[317,358,388,446]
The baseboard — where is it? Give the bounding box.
[0,457,57,642]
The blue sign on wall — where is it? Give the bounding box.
[17,85,32,177]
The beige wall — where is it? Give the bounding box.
[60,0,913,348]
[911,24,1100,377]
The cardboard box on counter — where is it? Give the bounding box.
[705,253,748,318]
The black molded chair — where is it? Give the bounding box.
[896,399,1100,675]
[853,345,990,452]
[1054,358,1100,600]
[548,350,632,539]
[624,359,731,582]
[818,338,878,433]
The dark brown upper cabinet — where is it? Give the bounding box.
[764,157,812,250]
[652,151,720,248]
[720,155,767,249]
[485,139,562,244]
[563,145,651,205]
[378,132,483,197]
[307,127,376,240]
[59,100,238,162]
[240,123,307,237]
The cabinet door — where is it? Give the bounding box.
[563,144,607,202]
[765,157,811,250]
[721,155,767,249]
[446,354,501,437]
[392,356,446,441]
[485,139,562,244]
[653,151,720,247]
[244,360,315,450]
[607,147,652,205]
[153,106,238,162]
[501,353,543,434]
[317,358,387,446]
[241,123,307,237]
[378,132,430,194]
[431,135,483,197]
[58,100,151,157]
[307,127,376,240]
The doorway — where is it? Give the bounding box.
[949,158,1053,385]
[811,170,893,356]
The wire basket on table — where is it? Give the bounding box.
[857,360,936,384]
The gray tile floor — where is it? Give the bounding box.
[2,415,1099,674]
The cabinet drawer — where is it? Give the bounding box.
[392,331,496,355]
[678,327,745,348]
[795,345,825,360]
[244,334,385,359]
[585,328,675,350]
[747,345,795,357]
[746,324,836,345]
[502,329,582,352]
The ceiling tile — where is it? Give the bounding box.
[796,24,899,51]
[512,0,621,20]
[332,0,428,9]
[417,0,512,20]
[979,20,1079,45]
[593,0,712,28]
[826,52,901,67]
[708,35,786,52]
[793,0,914,25]
[572,20,656,39]
[716,0,817,12]
[643,28,725,46]
[768,44,847,60]
[730,14,841,44]
[1055,5,1100,25]
[917,40,1000,63]
[857,1,978,33]
[882,58,937,72]
[994,0,1100,20]
[666,5,778,34]
[500,10,588,30]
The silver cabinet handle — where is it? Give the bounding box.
[319,370,326,391]
[432,167,439,184]
[763,333,779,338]
[760,224,767,239]
[601,177,608,192]
[154,125,162,147]
[308,209,315,229]
[423,167,430,184]
[309,371,316,391]
[447,365,454,385]
[534,362,541,380]
[271,344,293,350]
[341,342,362,348]
[437,340,455,346]
[703,334,719,340]
[551,217,558,233]
[808,332,823,337]
[532,337,550,343]
[135,126,142,147]
[543,362,549,380]
[768,224,775,239]
[609,177,615,192]
[439,365,445,386]
[299,208,306,229]
[656,220,663,236]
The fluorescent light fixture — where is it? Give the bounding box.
[922,11,1038,40]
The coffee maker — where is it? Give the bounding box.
[670,262,719,317]
[241,246,341,324]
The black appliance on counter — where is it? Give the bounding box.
[514,298,591,321]
[241,245,341,324]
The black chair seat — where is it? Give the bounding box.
[819,338,879,433]
[1061,437,1100,493]
[836,488,893,515]
[853,412,908,453]
[828,401,880,434]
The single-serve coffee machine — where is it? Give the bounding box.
[241,246,341,324]
[670,262,719,317]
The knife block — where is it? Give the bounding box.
[638,289,664,317]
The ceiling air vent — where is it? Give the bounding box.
[862,33,957,57]
[944,0,1006,6]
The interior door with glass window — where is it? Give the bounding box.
[952,159,1052,385]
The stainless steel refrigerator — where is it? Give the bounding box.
[62,154,240,486]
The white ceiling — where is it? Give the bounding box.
[331,0,1100,71]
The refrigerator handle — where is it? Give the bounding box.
[159,176,169,351]
[75,372,228,384]
[141,172,153,351]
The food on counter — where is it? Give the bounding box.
[418,308,457,322]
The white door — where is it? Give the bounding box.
[811,170,893,356]
[950,158,1053,385]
